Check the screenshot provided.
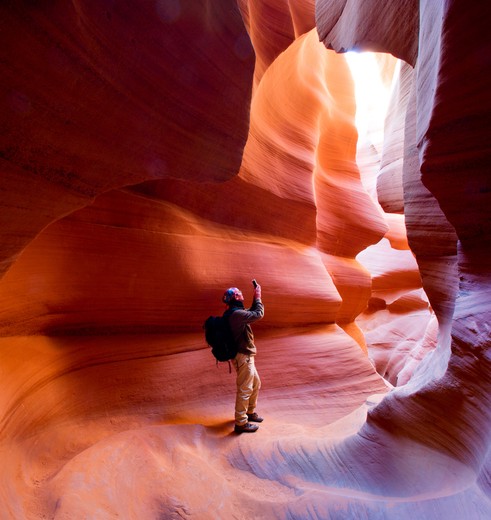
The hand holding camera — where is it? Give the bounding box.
[252,279,261,300]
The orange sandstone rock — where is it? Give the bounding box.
[0,0,254,279]
[1,0,490,518]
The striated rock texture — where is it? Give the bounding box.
[1,0,490,519]
[0,0,254,279]
[315,0,491,513]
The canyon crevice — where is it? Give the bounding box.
[1,1,490,518]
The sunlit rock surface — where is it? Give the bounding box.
[1,0,491,518]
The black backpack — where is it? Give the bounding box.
[203,308,238,371]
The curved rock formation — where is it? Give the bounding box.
[1,0,490,518]
[312,0,491,513]
[316,0,419,65]
[0,0,254,279]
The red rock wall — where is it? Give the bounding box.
[1,0,490,518]
[314,0,491,511]
[0,0,254,278]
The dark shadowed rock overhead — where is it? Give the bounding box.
[0,0,254,279]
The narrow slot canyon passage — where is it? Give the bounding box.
[1,1,490,519]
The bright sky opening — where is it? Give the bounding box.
[346,51,396,145]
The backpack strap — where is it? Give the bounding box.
[215,356,233,373]
[223,307,238,318]
[222,307,238,373]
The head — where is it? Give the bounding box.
[222,287,244,305]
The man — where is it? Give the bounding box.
[222,282,264,433]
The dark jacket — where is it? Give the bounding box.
[227,298,264,356]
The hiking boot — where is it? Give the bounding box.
[234,422,259,434]
[247,412,264,423]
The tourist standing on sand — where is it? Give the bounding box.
[222,281,264,433]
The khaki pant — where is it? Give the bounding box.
[234,353,261,426]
